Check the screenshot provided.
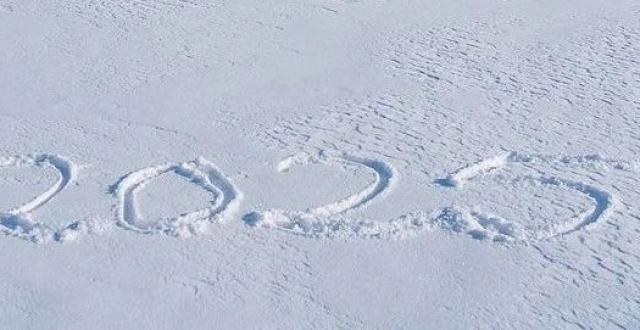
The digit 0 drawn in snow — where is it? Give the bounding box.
[434,152,625,243]
[0,154,84,243]
[113,157,243,237]
[245,151,430,240]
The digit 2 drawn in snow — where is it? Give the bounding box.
[433,152,622,243]
[112,156,243,237]
[1,150,631,244]
[0,154,82,243]
[245,151,431,240]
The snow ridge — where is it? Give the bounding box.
[246,151,417,239]
[113,157,243,237]
[0,154,83,243]
[434,152,624,242]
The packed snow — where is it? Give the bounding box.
[1,0,639,328]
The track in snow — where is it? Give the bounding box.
[0,154,83,243]
[112,156,243,237]
[434,152,624,242]
[245,151,428,239]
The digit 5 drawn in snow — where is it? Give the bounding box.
[433,152,625,243]
[245,151,431,240]
[0,154,82,243]
[112,157,243,237]
[2,150,631,244]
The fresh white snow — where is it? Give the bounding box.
[1,0,640,328]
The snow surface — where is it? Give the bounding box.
[1,0,640,328]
